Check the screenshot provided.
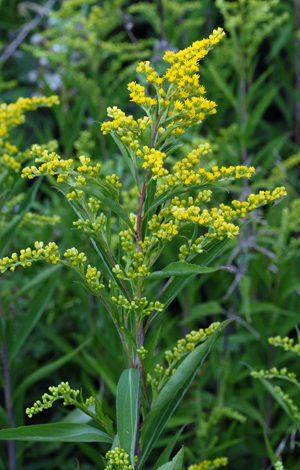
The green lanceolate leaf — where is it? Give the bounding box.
[148,262,222,279]
[138,322,229,469]
[117,369,139,466]
[153,427,185,470]
[251,374,300,432]
[157,447,184,470]
[0,423,113,443]
[145,322,229,423]
[263,431,278,467]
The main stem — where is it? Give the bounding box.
[134,111,163,465]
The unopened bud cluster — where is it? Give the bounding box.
[188,457,228,470]
[111,294,163,317]
[148,323,220,389]
[268,335,300,354]
[26,381,95,418]
[251,367,297,384]
[105,448,135,470]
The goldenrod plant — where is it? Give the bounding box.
[0,95,59,255]
[0,29,287,469]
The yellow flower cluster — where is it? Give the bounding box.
[112,262,150,280]
[0,96,59,172]
[85,264,104,293]
[26,381,95,418]
[163,27,225,83]
[127,81,157,108]
[102,30,225,165]
[22,146,101,185]
[155,142,255,194]
[232,187,287,213]
[137,145,168,179]
[1,152,21,172]
[164,94,217,137]
[0,96,59,140]
[63,247,87,271]
[136,61,165,87]
[188,457,228,470]
[88,197,101,214]
[136,29,225,134]
[105,448,133,470]
[0,242,104,293]
[148,214,180,242]
[106,173,122,190]
[101,106,152,153]
[0,241,60,273]
[148,187,287,245]
[66,190,84,201]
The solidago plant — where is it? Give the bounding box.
[0,29,286,469]
[0,95,59,256]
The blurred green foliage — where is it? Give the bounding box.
[0,0,300,469]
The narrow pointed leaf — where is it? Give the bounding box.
[117,369,139,465]
[148,262,222,279]
[138,322,229,468]
[157,447,184,470]
[251,375,300,431]
[153,427,185,470]
[0,423,113,443]
[145,322,228,424]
